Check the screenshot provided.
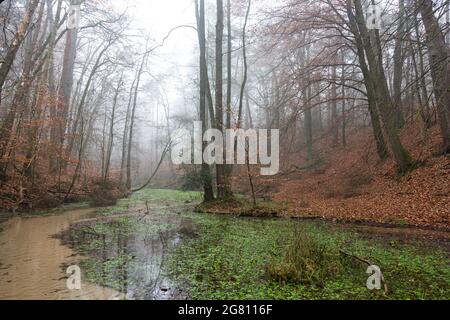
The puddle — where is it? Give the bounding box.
[57,212,193,300]
[0,197,194,300]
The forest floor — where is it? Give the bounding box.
[251,123,450,231]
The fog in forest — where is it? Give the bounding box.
[0,0,449,302]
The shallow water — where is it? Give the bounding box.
[57,212,190,300]
[0,208,123,300]
[0,198,448,300]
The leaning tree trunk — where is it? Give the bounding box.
[348,0,412,172]
[420,0,450,153]
[345,0,389,161]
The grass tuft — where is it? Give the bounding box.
[266,227,342,286]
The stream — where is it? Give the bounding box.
[0,190,448,300]
[0,208,123,300]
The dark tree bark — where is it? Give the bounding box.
[223,0,233,198]
[215,0,225,199]
[347,0,412,172]
[47,0,63,173]
[331,64,339,146]
[120,79,136,186]
[341,50,347,147]
[196,0,215,202]
[420,0,450,153]
[392,0,406,128]
[55,0,80,169]
[304,45,313,161]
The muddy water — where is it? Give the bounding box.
[57,212,189,300]
[0,209,123,300]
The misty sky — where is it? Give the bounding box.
[113,0,199,121]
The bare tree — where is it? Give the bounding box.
[420,0,450,153]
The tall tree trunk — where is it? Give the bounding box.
[414,11,432,126]
[245,91,253,129]
[215,0,225,199]
[237,0,252,201]
[196,0,215,201]
[103,76,123,184]
[345,0,388,161]
[223,0,234,198]
[420,0,450,153]
[331,64,339,146]
[348,0,412,172]
[120,79,136,185]
[446,1,449,44]
[48,0,63,172]
[341,50,347,147]
[392,0,406,128]
[237,0,251,129]
[56,0,79,169]
[226,0,232,130]
[304,45,313,161]
[127,50,149,190]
